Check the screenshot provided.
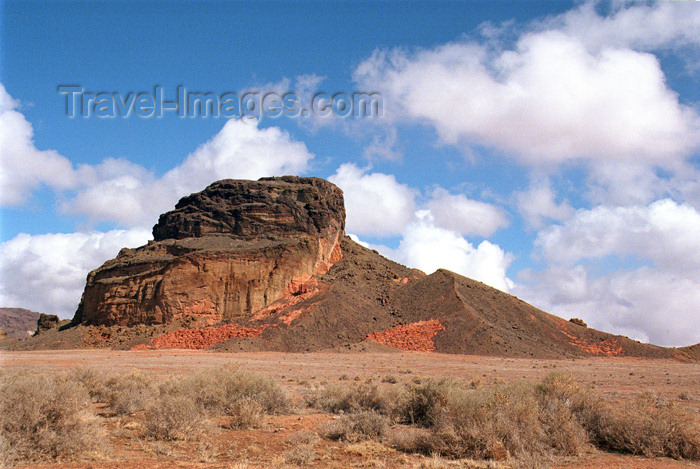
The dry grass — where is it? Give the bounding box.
[0,371,107,466]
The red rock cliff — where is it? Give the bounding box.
[73,177,345,326]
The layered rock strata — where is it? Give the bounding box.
[74,177,344,326]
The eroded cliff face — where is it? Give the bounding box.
[74,177,345,326]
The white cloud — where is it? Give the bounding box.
[60,119,314,226]
[353,8,700,167]
[427,187,508,237]
[536,199,700,270]
[329,163,416,236]
[548,1,700,52]
[515,176,574,229]
[0,84,80,205]
[0,229,151,318]
[1,84,314,225]
[380,211,514,292]
[362,126,402,161]
[515,265,700,347]
[515,199,700,346]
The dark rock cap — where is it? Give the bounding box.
[152,176,345,241]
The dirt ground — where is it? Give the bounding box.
[2,350,699,469]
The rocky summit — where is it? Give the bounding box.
[11,176,697,360]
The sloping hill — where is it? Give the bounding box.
[210,237,691,359]
[0,308,40,340]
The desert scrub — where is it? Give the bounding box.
[320,410,389,442]
[538,373,700,460]
[163,365,288,415]
[379,375,589,462]
[308,380,402,416]
[150,365,287,432]
[102,369,156,415]
[143,393,210,441]
[143,366,286,439]
[68,367,109,402]
[0,371,107,466]
[583,392,699,459]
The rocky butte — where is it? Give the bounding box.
[74,177,344,326]
[14,176,698,360]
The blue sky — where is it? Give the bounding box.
[1,1,699,346]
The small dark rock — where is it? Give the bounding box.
[569,317,587,327]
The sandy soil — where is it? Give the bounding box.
[2,350,698,469]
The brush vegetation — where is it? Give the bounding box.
[1,368,697,468]
[309,373,700,464]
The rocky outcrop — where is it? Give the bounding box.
[74,177,345,326]
[34,313,60,335]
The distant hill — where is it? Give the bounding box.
[0,308,40,340]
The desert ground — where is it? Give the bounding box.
[2,350,698,469]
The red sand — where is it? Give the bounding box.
[137,323,269,350]
[364,320,445,352]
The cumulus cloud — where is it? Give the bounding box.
[0,84,80,205]
[329,163,416,236]
[547,1,700,52]
[381,211,514,292]
[515,265,700,347]
[61,119,314,226]
[0,229,151,318]
[427,187,508,237]
[536,199,700,270]
[515,176,574,229]
[355,34,699,166]
[515,199,700,346]
[0,83,314,224]
[353,3,700,167]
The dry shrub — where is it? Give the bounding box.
[585,393,699,459]
[394,380,448,427]
[143,393,209,441]
[103,369,155,415]
[162,365,287,417]
[141,366,286,440]
[388,375,589,462]
[283,445,316,465]
[223,397,264,429]
[287,429,321,446]
[309,380,407,418]
[0,371,107,466]
[539,373,699,460]
[320,410,389,442]
[68,367,109,402]
[389,426,436,455]
[312,373,698,463]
